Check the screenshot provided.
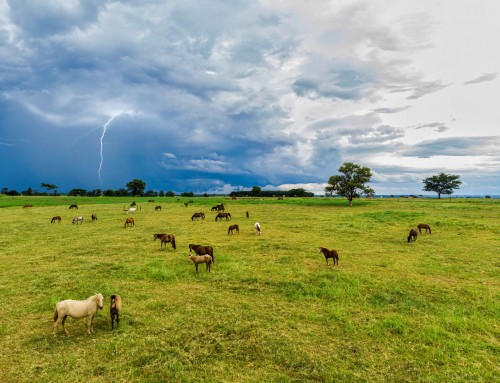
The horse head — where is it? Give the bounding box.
[95,293,104,310]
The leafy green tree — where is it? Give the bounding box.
[165,190,175,197]
[422,172,462,199]
[251,186,262,196]
[41,183,58,195]
[325,162,374,206]
[289,188,307,197]
[159,190,165,197]
[126,179,146,196]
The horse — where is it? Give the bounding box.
[148,199,155,203]
[418,223,431,234]
[72,216,84,225]
[154,233,176,249]
[53,293,104,335]
[246,211,249,219]
[254,222,261,235]
[126,207,137,214]
[191,212,205,220]
[51,216,61,223]
[91,213,97,221]
[23,204,33,208]
[110,294,122,330]
[188,254,212,273]
[211,203,224,211]
[228,224,239,235]
[215,212,231,221]
[318,247,339,266]
[155,205,161,211]
[124,217,134,228]
[189,244,214,263]
[69,204,78,209]
[407,228,418,242]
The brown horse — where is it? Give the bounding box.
[189,244,214,263]
[418,223,431,234]
[154,233,176,249]
[69,204,78,209]
[318,247,339,266]
[51,216,62,223]
[124,217,134,228]
[215,212,231,221]
[228,224,239,235]
[23,204,33,208]
[246,211,249,219]
[191,212,205,220]
[211,203,225,211]
[91,213,97,221]
[188,254,212,273]
[407,228,418,242]
[155,205,161,211]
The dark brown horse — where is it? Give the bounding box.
[23,204,33,208]
[228,224,239,235]
[91,213,97,221]
[51,216,61,223]
[318,247,339,266]
[246,211,249,219]
[418,223,431,234]
[155,205,162,211]
[124,217,134,228]
[211,203,225,211]
[215,212,231,221]
[154,233,176,249]
[189,244,214,263]
[407,228,418,242]
[69,204,78,209]
[191,212,205,220]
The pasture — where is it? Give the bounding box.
[0,196,498,382]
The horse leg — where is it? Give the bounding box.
[88,315,94,334]
[61,315,68,334]
[195,263,199,273]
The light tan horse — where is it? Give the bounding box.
[53,293,104,335]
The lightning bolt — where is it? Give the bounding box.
[98,115,117,186]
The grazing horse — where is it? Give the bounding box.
[318,247,339,266]
[148,199,155,203]
[246,211,249,219]
[53,293,104,335]
[155,205,161,211]
[215,212,231,221]
[188,254,212,273]
[91,213,97,221]
[51,216,61,223]
[69,204,78,209]
[191,212,205,220]
[110,294,122,330]
[154,233,176,249]
[126,207,137,214]
[72,216,83,225]
[418,223,431,234]
[254,222,261,235]
[23,204,33,208]
[408,228,418,242]
[211,203,225,211]
[189,244,214,263]
[124,217,134,228]
[228,224,239,235]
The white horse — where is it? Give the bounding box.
[254,222,261,235]
[53,293,104,335]
[72,216,84,225]
[126,207,137,214]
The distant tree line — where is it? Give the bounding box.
[230,187,314,198]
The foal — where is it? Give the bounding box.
[228,224,239,235]
[407,228,418,242]
[110,294,122,330]
[188,254,213,273]
[318,247,339,266]
[124,217,134,227]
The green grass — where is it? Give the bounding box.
[0,196,498,382]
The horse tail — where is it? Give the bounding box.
[53,308,59,322]
[172,236,176,250]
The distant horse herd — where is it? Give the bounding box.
[19,200,432,335]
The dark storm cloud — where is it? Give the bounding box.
[402,136,500,158]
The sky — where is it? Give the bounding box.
[1,0,499,196]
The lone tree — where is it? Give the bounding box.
[422,172,462,199]
[325,162,375,206]
[251,186,262,196]
[41,183,58,195]
[126,179,146,196]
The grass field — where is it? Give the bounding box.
[0,195,498,382]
